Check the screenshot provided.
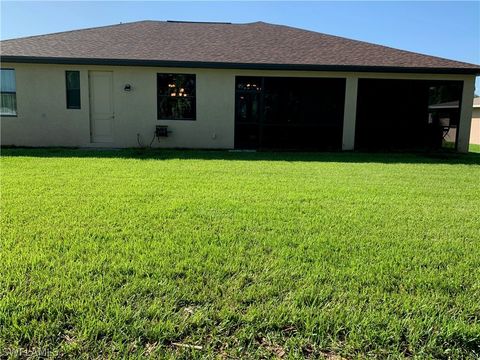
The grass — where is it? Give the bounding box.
[470,143,480,153]
[1,148,480,359]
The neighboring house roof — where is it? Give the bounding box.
[1,20,479,74]
[429,98,480,110]
[429,101,460,110]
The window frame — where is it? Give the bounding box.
[0,68,17,117]
[65,70,81,109]
[157,73,197,121]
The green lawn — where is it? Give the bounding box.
[1,148,480,359]
[470,143,480,153]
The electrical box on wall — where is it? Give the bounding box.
[155,125,169,137]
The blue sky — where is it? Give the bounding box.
[1,1,479,90]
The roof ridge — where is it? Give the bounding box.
[166,20,232,24]
[0,20,153,42]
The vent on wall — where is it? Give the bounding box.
[155,125,170,137]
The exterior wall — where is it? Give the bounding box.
[471,108,480,145]
[0,62,476,150]
[1,63,236,148]
[457,77,475,152]
[1,64,91,147]
[342,76,358,150]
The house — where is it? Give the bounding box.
[1,20,479,152]
[472,97,480,145]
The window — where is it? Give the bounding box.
[0,69,17,116]
[66,71,81,109]
[157,73,196,120]
[236,77,262,124]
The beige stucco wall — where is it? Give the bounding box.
[471,108,480,145]
[0,62,476,150]
[0,63,236,148]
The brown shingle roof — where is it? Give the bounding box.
[1,20,479,73]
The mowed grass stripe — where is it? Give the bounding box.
[1,149,479,358]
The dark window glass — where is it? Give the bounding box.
[236,93,261,123]
[66,71,81,109]
[263,77,344,125]
[0,69,17,116]
[234,76,346,151]
[355,79,463,151]
[157,74,196,120]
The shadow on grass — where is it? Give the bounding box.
[2,147,480,165]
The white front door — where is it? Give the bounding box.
[89,71,114,143]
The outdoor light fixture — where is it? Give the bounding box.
[124,84,132,92]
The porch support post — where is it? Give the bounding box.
[342,76,358,151]
[457,76,475,153]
